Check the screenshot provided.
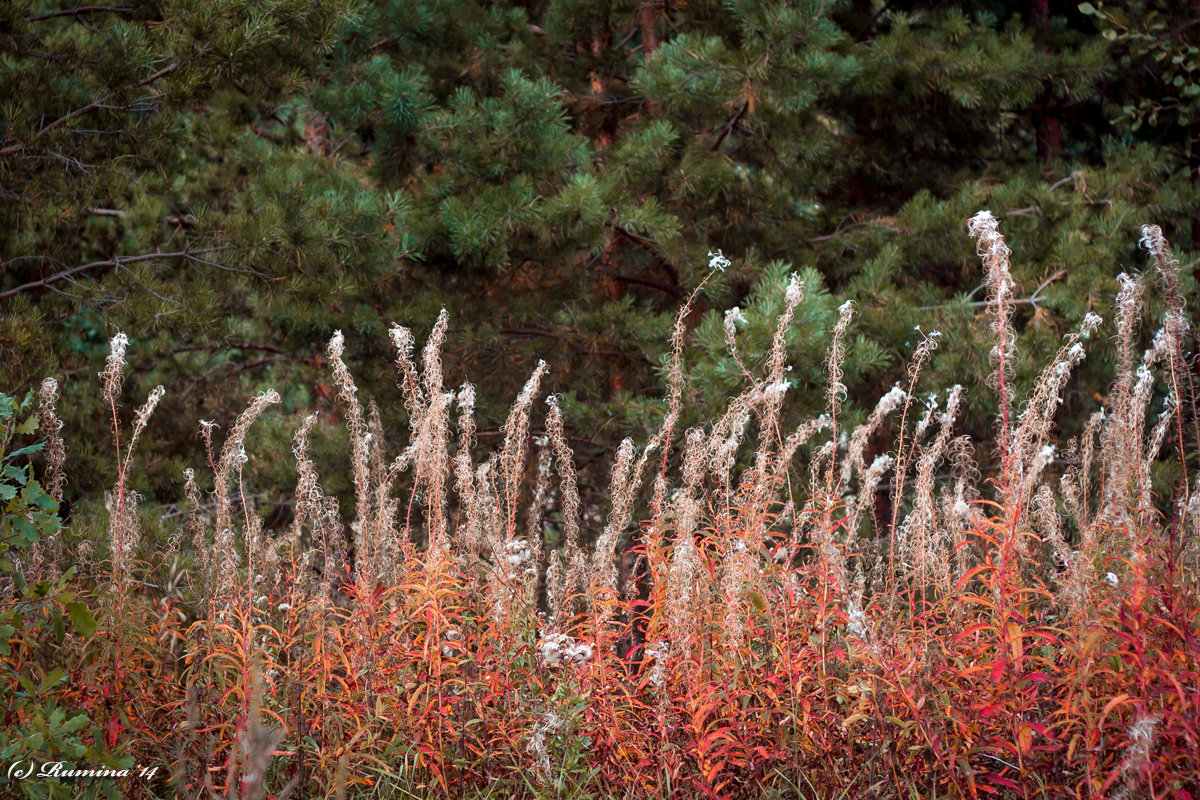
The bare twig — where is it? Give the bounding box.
[917,270,1067,311]
[138,63,177,87]
[0,248,220,301]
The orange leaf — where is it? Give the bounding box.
[1005,621,1023,669]
[1017,723,1033,756]
[1099,693,1133,724]
[1067,733,1082,762]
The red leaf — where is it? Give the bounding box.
[106,714,122,748]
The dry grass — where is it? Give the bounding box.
[8,214,1200,799]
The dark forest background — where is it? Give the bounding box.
[3,0,1198,534]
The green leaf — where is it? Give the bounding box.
[15,414,37,436]
[8,515,39,544]
[63,713,89,734]
[66,602,97,638]
[21,480,57,512]
[39,668,67,693]
[52,607,65,645]
[747,590,767,612]
[0,623,13,657]
[0,484,15,502]
[5,444,45,460]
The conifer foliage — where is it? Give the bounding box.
[3,1,1197,510]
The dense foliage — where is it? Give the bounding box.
[2,4,1200,795]
[1,219,1198,798]
[3,0,1198,513]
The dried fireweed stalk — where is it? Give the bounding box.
[210,389,280,599]
[35,378,66,578]
[967,211,1016,469]
[327,331,373,577]
[500,360,549,538]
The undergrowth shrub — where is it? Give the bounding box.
[2,215,1198,799]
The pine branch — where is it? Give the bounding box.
[605,270,680,298]
[0,248,221,300]
[610,222,680,289]
[171,343,288,356]
[0,99,104,156]
[712,102,748,152]
[27,5,133,22]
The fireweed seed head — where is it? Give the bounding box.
[130,385,166,444]
[1118,712,1161,788]
[456,382,476,414]
[845,595,869,641]
[877,384,906,416]
[515,361,549,407]
[967,210,1011,269]
[867,452,894,480]
[785,272,804,305]
[1116,272,1141,317]
[327,330,345,359]
[536,632,594,668]
[100,332,130,399]
[388,323,415,359]
[645,640,669,689]
[707,249,731,272]
[527,710,564,776]
[503,538,536,577]
[724,306,747,346]
[1139,224,1169,260]
[760,380,790,403]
